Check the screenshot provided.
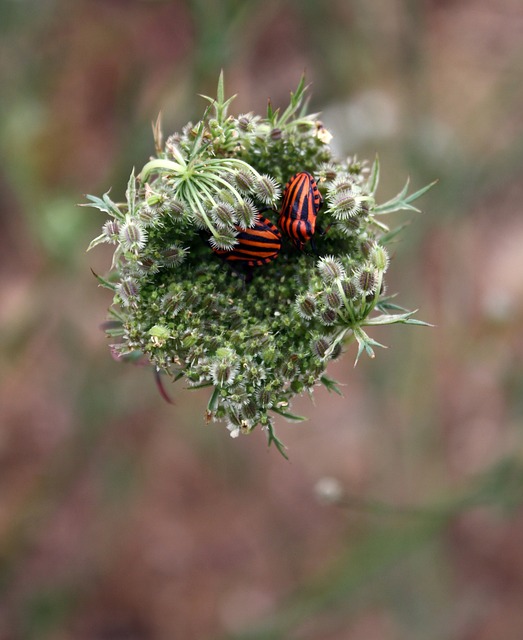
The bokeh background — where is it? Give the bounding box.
[1,0,523,638]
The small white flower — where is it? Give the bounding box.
[227,423,241,438]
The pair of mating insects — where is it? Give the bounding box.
[212,171,322,269]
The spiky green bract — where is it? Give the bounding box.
[86,74,434,456]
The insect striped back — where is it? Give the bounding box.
[278,172,322,250]
[211,215,282,267]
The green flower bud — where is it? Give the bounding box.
[369,244,389,272]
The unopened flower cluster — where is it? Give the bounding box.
[87,75,432,456]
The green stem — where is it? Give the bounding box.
[140,159,185,182]
[335,279,357,325]
[198,172,245,204]
[183,182,219,238]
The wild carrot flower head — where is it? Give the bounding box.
[86,74,434,457]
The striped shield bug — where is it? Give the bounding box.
[211,215,282,268]
[278,171,323,250]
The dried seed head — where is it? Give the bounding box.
[328,174,354,195]
[241,401,258,420]
[255,174,281,204]
[331,190,362,220]
[161,244,188,266]
[211,349,239,386]
[354,266,378,294]
[310,336,331,360]
[330,341,343,360]
[235,197,258,229]
[168,198,185,219]
[319,163,338,182]
[211,201,237,229]
[211,361,239,386]
[102,220,120,242]
[320,307,337,325]
[119,217,147,252]
[296,293,317,320]
[190,208,210,230]
[234,169,256,193]
[161,292,183,316]
[317,255,345,282]
[360,240,373,258]
[137,206,161,227]
[341,278,357,300]
[257,387,273,408]
[337,217,361,235]
[208,230,238,250]
[137,256,160,274]
[237,113,256,132]
[324,288,342,310]
[118,277,140,306]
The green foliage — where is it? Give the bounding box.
[86,75,433,454]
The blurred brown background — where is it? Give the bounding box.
[1,0,523,638]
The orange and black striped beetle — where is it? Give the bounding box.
[211,215,282,267]
[278,171,323,250]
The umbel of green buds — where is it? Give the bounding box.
[86,73,434,457]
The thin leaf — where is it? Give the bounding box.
[403,318,433,326]
[364,310,417,325]
[271,407,307,422]
[187,105,213,160]
[320,375,343,396]
[81,192,124,220]
[116,349,143,363]
[403,179,438,205]
[277,74,309,127]
[90,268,117,291]
[173,370,185,382]
[216,69,225,105]
[266,98,277,124]
[152,112,163,156]
[364,310,433,327]
[367,155,380,195]
[379,221,411,245]
[376,300,410,313]
[207,386,220,414]
[353,328,387,366]
[266,423,289,460]
[102,192,125,219]
[374,179,437,215]
[126,169,137,217]
[86,233,107,252]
